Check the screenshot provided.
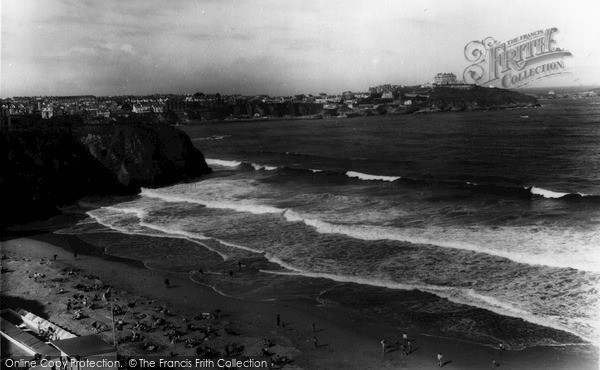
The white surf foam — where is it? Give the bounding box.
[139,221,211,241]
[346,171,401,182]
[86,208,229,260]
[250,163,279,171]
[124,183,600,273]
[206,157,278,171]
[530,186,570,199]
[140,188,284,215]
[136,185,600,272]
[282,209,600,273]
[529,186,593,198]
[102,206,149,220]
[214,239,264,254]
[205,158,242,167]
[91,207,296,273]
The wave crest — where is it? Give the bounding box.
[206,157,598,201]
[346,171,401,182]
[205,158,242,167]
[140,188,284,215]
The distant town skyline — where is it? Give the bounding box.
[2,0,600,97]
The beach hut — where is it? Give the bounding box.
[0,308,62,358]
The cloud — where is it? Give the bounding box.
[57,46,97,56]
[270,37,323,51]
[185,32,252,42]
[120,44,135,54]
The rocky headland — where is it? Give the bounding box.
[423,86,539,112]
[1,115,211,227]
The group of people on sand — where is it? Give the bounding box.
[380,332,506,367]
[381,331,413,357]
[381,334,443,367]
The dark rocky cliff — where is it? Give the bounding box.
[78,122,210,189]
[1,116,211,227]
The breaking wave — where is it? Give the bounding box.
[140,188,283,215]
[206,157,599,201]
[282,209,600,272]
[346,171,401,182]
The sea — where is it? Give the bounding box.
[57,96,600,351]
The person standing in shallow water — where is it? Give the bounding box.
[437,353,443,367]
[380,339,386,355]
[276,314,281,327]
[164,278,170,289]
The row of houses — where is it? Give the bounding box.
[2,92,377,119]
[2,79,455,121]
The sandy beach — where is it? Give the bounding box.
[1,231,597,370]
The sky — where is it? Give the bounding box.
[2,0,600,97]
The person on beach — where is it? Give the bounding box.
[492,359,497,367]
[312,322,316,333]
[498,342,504,355]
[164,278,170,289]
[437,353,443,367]
[407,339,412,354]
[73,251,77,260]
[403,331,408,345]
[66,299,72,311]
[53,254,57,261]
[381,339,386,355]
[313,336,318,348]
[102,288,111,301]
[276,314,281,327]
